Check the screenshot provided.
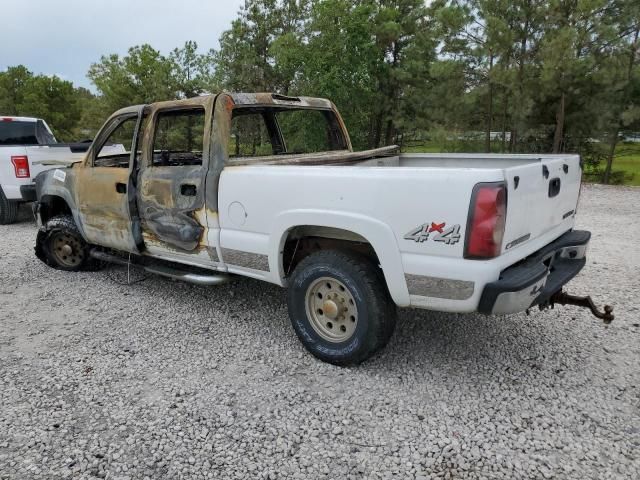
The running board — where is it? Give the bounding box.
[90,250,231,287]
[144,264,230,286]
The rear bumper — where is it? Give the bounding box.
[478,230,590,315]
[20,184,37,202]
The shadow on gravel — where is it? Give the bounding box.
[13,203,36,224]
[366,305,580,385]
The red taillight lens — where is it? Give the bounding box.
[11,155,30,178]
[464,182,507,259]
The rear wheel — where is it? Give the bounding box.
[287,250,396,366]
[35,214,99,271]
[0,187,19,225]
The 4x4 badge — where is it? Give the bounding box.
[404,222,461,245]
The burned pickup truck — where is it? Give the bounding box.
[33,93,612,365]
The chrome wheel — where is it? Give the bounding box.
[305,276,358,343]
[50,232,85,268]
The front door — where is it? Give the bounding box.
[75,108,143,252]
[137,98,215,265]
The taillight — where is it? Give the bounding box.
[464,182,507,259]
[11,156,30,178]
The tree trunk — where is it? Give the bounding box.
[370,111,384,149]
[384,119,394,146]
[485,53,494,153]
[512,7,530,154]
[603,129,619,184]
[552,92,565,153]
[501,92,508,153]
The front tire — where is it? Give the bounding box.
[35,214,99,271]
[287,250,397,366]
[0,187,19,225]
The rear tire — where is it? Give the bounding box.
[287,250,397,366]
[35,214,100,271]
[0,187,19,225]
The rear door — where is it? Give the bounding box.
[137,97,217,265]
[502,155,582,253]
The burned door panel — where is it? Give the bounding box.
[137,99,213,256]
[75,110,142,252]
[139,166,205,251]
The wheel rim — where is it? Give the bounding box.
[50,231,84,268]
[305,276,358,343]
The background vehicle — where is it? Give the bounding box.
[0,116,123,224]
[32,93,611,365]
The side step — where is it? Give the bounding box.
[90,249,231,287]
[144,264,230,286]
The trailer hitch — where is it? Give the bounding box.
[542,290,614,324]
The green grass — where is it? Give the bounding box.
[402,140,640,186]
[611,143,640,186]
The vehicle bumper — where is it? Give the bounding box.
[0,184,24,200]
[478,230,590,315]
[20,184,37,202]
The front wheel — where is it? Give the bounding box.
[287,250,397,366]
[35,214,99,271]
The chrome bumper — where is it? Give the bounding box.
[479,230,590,315]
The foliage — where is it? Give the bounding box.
[0,66,82,141]
[1,0,639,182]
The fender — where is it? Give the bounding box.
[36,170,87,241]
[269,209,411,307]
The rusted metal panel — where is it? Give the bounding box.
[229,92,334,110]
[136,96,216,254]
[227,145,398,167]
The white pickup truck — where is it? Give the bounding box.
[32,93,612,365]
[0,116,123,224]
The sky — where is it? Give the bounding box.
[0,0,245,90]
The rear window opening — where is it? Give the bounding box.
[229,107,347,160]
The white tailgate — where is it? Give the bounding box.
[25,146,87,178]
[502,155,582,253]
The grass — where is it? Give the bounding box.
[611,143,640,186]
[402,140,640,186]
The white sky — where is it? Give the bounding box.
[0,0,246,90]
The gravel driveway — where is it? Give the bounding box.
[0,184,638,480]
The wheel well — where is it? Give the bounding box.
[39,195,72,223]
[282,226,381,277]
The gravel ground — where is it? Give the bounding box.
[0,184,639,480]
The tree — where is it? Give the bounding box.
[213,0,310,92]
[88,44,176,115]
[0,65,32,115]
[170,41,216,98]
[601,0,640,183]
[0,66,82,141]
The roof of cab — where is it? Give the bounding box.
[109,92,334,118]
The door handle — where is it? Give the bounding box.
[116,182,127,194]
[181,184,197,196]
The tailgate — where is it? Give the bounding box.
[25,146,86,179]
[502,155,581,253]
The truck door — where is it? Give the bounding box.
[137,97,217,265]
[75,107,143,252]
